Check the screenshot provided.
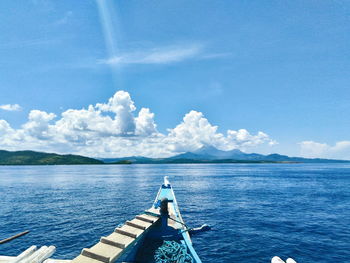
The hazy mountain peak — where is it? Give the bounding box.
[192,145,245,159]
[194,145,217,154]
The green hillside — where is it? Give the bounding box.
[0,150,103,165]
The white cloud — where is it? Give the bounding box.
[0,91,276,157]
[135,108,157,136]
[96,91,136,135]
[300,140,350,160]
[22,110,56,139]
[100,45,203,65]
[166,111,275,152]
[0,104,22,111]
[0,120,12,135]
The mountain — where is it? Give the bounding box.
[168,152,206,160]
[101,146,350,164]
[193,145,246,159]
[0,150,103,165]
[100,156,155,164]
[192,145,265,160]
[100,146,350,164]
[4,147,346,165]
[168,145,349,163]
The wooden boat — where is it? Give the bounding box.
[0,177,204,263]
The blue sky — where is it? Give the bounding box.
[0,0,350,158]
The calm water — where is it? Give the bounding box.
[0,164,349,262]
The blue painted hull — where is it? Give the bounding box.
[120,177,202,263]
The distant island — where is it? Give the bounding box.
[0,150,103,165]
[101,145,350,164]
[0,146,349,165]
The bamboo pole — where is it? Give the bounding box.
[0,230,29,244]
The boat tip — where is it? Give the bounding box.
[163,176,170,187]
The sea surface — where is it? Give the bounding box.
[0,164,349,262]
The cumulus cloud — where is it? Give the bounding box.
[166,111,275,153]
[22,110,56,139]
[0,91,275,157]
[0,104,22,111]
[135,108,157,136]
[0,120,12,135]
[300,140,350,160]
[96,91,136,135]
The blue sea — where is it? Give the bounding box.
[0,164,349,262]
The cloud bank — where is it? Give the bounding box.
[0,91,275,157]
[300,140,350,160]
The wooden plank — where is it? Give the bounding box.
[114,228,136,239]
[104,233,134,248]
[121,225,143,236]
[125,221,145,230]
[135,214,158,223]
[100,237,125,249]
[127,219,152,229]
[114,224,143,239]
[146,207,160,216]
[72,254,104,263]
[90,243,123,263]
[81,248,109,263]
[135,215,153,223]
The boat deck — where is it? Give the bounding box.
[71,213,159,263]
